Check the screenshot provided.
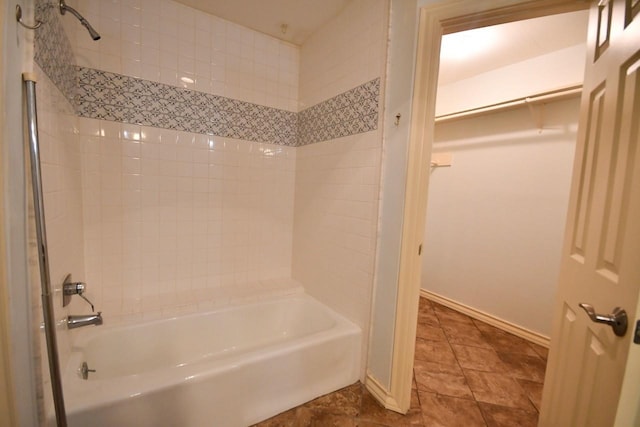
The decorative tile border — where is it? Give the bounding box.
[76,69,379,146]
[76,67,299,146]
[297,79,380,146]
[33,0,76,105]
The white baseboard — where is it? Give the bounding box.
[420,289,550,348]
[364,373,404,414]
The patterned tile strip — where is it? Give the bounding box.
[33,0,77,105]
[297,78,380,146]
[76,67,299,146]
[77,68,380,146]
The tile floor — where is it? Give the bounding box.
[253,296,549,427]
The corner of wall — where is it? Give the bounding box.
[290,0,391,383]
[367,0,419,391]
[364,372,404,413]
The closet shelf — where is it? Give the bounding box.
[434,85,583,123]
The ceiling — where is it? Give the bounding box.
[171,3,589,82]
[174,0,352,45]
[438,10,590,85]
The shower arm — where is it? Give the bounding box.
[58,0,101,40]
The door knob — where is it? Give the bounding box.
[578,303,628,337]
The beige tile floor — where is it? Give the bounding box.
[253,296,549,427]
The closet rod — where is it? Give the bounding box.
[434,85,583,123]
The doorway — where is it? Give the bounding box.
[385,0,591,414]
[410,11,589,424]
[421,10,588,344]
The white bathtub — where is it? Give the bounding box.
[58,293,361,427]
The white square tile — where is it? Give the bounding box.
[67,0,386,324]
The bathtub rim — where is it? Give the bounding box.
[60,292,362,414]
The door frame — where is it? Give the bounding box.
[388,0,590,413]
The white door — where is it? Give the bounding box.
[539,0,640,426]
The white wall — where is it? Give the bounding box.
[368,0,418,390]
[293,0,389,378]
[35,0,391,389]
[33,0,391,346]
[79,119,297,323]
[420,18,587,337]
[34,66,87,419]
[2,0,40,424]
[422,98,579,336]
[73,0,299,112]
[297,0,384,110]
[61,0,302,322]
[436,43,586,116]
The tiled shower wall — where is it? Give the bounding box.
[28,2,87,419]
[58,0,303,321]
[298,0,386,110]
[79,120,297,320]
[71,0,299,112]
[32,65,86,418]
[36,64,86,355]
[293,0,389,375]
[35,0,388,337]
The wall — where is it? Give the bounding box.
[2,0,40,425]
[435,43,586,116]
[30,0,389,397]
[79,120,297,322]
[28,0,302,420]
[21,1,89,422]
[72,0,299,112]
[421,17,587,337]
[0,2,19,426]
[293,0,389,377]
[368,0,418,390]
[30,0,390,333]
[54,0,302,322]
[35,63,87,368]
[297,0,384,110]
[28,66,85,423]
[68,0,390,378]
[423,98,579,336]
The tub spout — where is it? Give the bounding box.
[68,312,103,329]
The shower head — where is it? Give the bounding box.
[59,0,101,41]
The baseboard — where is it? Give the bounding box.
[420,289,550,348]
[364,373,403,413]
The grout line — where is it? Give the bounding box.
[430,298,489,425]
[423,295,541,423]
[449,323,488,425]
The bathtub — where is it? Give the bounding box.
[58,293,362,427]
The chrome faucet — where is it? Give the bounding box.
[67,312,103,329]
[63,277,96,311]
[63,274,104,328]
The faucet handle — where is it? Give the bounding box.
[62,274,95,311]
[63,281,86,296]
[79,293,95,312]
